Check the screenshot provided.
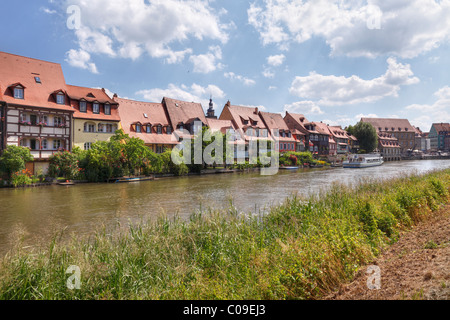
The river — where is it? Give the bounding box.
[0,159,449,255]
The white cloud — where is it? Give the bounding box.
[189,46,223,74]
[136,83,226,112]
[248,0,450,59]
[41,7,57,14]
[289,57,419,106]
[267,54,285,66]
[284,101,324,115]
[65,0,230,69]
[224,72,256,86]
[405,86,450,130]
[262,68,275,78]
[65,49,98,74]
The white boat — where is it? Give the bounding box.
[343,154,384,168]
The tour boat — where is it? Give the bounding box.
[343,154,384,168]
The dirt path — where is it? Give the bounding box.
[326,206,450,300]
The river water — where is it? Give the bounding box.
[0,160,449,255]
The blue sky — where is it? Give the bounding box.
[1,0,450,132]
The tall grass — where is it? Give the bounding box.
[1,169,449,300]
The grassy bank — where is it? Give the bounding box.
[1,169,449,300]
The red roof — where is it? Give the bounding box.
[361,118,415,133]
[67,85,120,121]
[115,97,177,145]
[163,97,207,128]
[0,51,73,112]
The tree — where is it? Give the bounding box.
[352,122,378,153]
[48,151,80,180]
[0,145,34,180]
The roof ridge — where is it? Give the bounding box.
[0,51,61,66]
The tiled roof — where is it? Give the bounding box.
[0,51,73,112]
[328,126,350,139]
[163,97,207,128]
[66,85,116,104]
[432,123,450,132]
[207,118,234,134]
[225,104,267,129]
[68,85,120,121]
[115,97,177,145]
[361,118,415,133]
[259,112,289,131]
[309,122,331,136]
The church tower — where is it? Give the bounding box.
[206,97,217,119]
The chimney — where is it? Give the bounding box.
[226,100,231,107]
[113,93,118,98]
[254,107,258,115]
[101,88,106,92]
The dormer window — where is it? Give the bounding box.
[136,124,142,133]
[157,125,162,134]
[167,126,172,135]
[80,101,87,113]
[93,102,100,114]
[56,93,65,105]
[146,125,152,134]
[14,86,24,99]
[104,103,111,115]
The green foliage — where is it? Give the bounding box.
[10,169,33,187]
[48,151,80,180]
[352,122,378,153]
[280,151,314,166]
[0,169,449,299]
[0,145,34,180]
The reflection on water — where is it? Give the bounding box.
[0,160,449,254]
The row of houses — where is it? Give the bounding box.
[0,51,447,173]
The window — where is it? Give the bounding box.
[30,114,37,125]
[84,142,92,151]
[41,115,48,125]
[106,124,113,133]
[80,101,87,113]
[179,124,184,131]
[167,126,172,135]
[104,104,111,115]
[98,123,104,132]
[34,77,41,84]
[136,124,141,133]
[56,94,65,105]
[146,125,152,134]
[54,117,63,126]
[30,139,37,150]
[42,139,48,150]
[53,140,62,150]
[93,103,100,114]
[84,122,95,132]
[157,125,162,134]
[14,86,24,99]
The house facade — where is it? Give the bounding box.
[283,112,309,152]
[67,85,120,150]
[429,123,450,152]
[377,132,401,161]
[304,121,332,156]
[328,126,351,154]
[0,52,73,173]
[219,102,272,159]
[259,111,295,153]
[361,118,415,153]
[115,97,178,154]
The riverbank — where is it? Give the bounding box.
[327,205,450,300]
[0,168,449,299]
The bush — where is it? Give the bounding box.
[10,169,33,187]
[48,151,80,180]
[0,146,34,180]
